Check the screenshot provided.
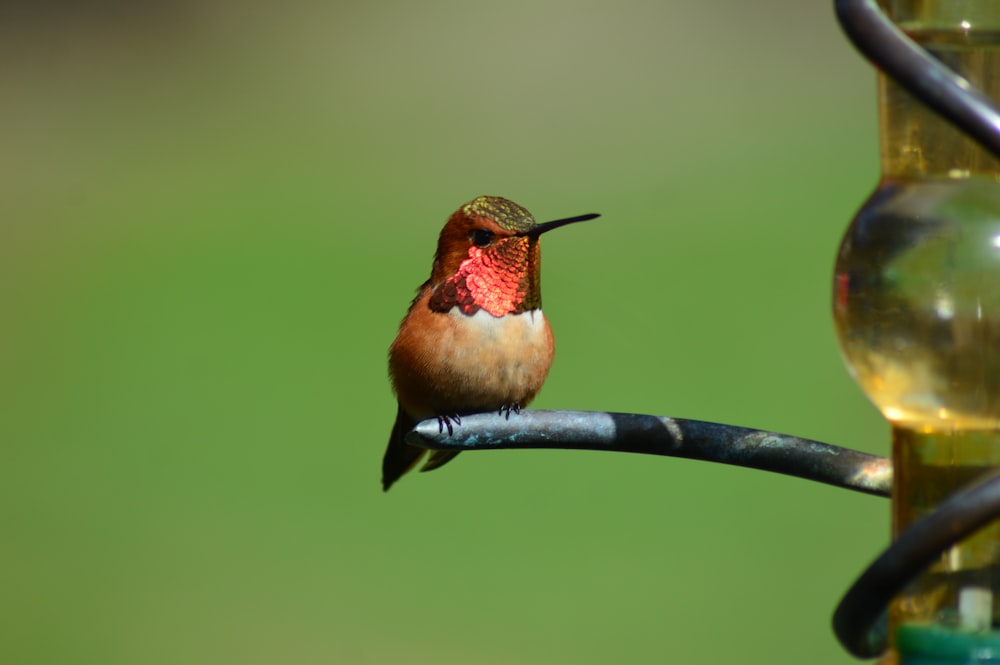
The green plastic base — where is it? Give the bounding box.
[898,624,1000,664]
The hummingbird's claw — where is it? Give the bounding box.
[436,414,461,436]
[499,403,522,420]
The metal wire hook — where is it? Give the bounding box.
[407,410,891,496]
[835,0,1000,161]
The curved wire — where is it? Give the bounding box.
[833,467,1000,658]
[835,0,1000,161]
[407,410,891,497]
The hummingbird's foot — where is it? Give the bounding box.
[498,403,522,420]
[436,414,462,436]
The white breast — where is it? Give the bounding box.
[429,307,553,410]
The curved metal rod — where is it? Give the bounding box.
[835,0,1000,160]
[406,410,892,497]
[833,467,1000,658]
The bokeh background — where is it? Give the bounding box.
[2,1,888,663]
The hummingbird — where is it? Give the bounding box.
[382,195,598,491]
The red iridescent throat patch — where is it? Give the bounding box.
[429,238,541,317]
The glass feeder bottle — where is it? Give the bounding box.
[834,1,1000,662]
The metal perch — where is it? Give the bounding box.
[406,410,891,497]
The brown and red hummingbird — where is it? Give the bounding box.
[382,195,598,491]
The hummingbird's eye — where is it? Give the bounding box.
[470,229,495,247]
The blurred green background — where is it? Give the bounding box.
[1,1,889,663]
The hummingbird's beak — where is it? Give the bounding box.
[523,213,600,238]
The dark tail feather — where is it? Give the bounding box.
[420,450,460,473]
[382,405,425,491]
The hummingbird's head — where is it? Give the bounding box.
[427,196,597,317]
